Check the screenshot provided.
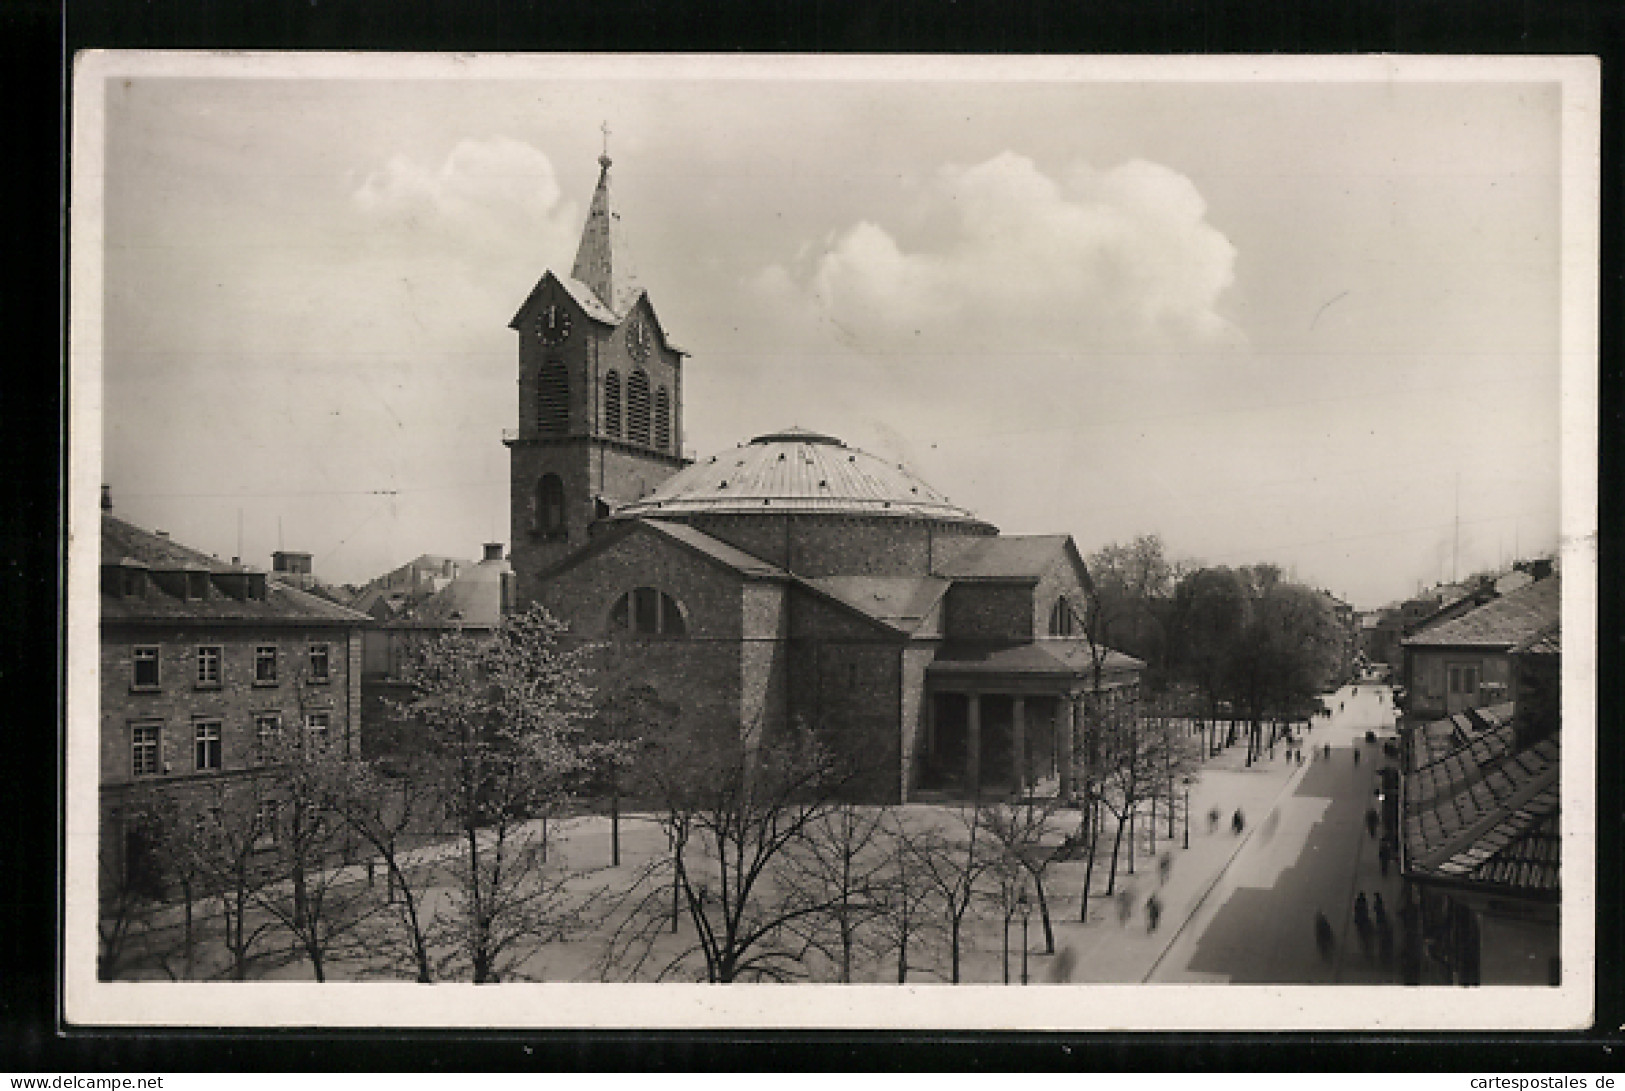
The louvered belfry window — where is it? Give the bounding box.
[537,359,569,434]
[654,387,671,450]
[627,369,651,446]
[603,370,622,438]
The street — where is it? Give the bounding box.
[1148,683,1402,983]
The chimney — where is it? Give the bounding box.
[483,542,504,563]
[156,530,169,539]
[101,484,112,513]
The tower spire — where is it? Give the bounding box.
[571,128,638,315]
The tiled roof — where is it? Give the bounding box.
[612,430,993,525]
[103,513,241,573]
[1511,622,1561,656]
[102,516,369,625]
[640,520,787,578]
[929,639,1143,679]
[808,577,950,634]
[1402,706,1559,897]
[1402,575,1560,649]
[931,535,1072,580]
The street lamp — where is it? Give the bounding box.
[1017,886,1032,986]
[1182,776,1192,850]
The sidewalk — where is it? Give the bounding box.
[1039,736,1313,983]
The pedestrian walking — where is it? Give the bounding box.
[1207,806,1221,834]
[1365,806,1379,839]
[1231,808,1245,835]
[1297,749,1305,766]
[1324,743,1332,759]
[1158,852,1172,887]
[1145,893,1162,933]
[1116,887,1135,927]
[1314,911,1335,960]
[1353,748,1361,767]
[1372,892,1387,929]
[1048,946,1077,983]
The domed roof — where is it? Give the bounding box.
[610,427,992,526]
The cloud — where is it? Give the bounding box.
[755,152,1243,355]
[352,136,579,260]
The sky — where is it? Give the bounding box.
[90,58,1574,610]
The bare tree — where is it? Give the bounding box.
[897,801,995,984]
[983,794,1068,954]
[327,758,443,981]
[778,803,893,982]
[603,718,850,983]
[870,812,947,984]
[187,777,280,981]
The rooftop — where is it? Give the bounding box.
[1402,574,1560,649]
[612,429,994,526]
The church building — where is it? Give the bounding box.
[506,151,1142,802]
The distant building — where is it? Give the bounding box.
[504,152,1142,801]
[99,500,369,895]
[1399,573,1559,721]
[358,543,515,757]
[1398,617,1561,986]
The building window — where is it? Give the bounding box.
[196,645,222,687]
[255,712,282,757]
[305,711,331,750]
[538,359,569,434]
[536,474,566,537]
[654,387,671,450]
[254,645,278,685]
[132,646,160,690]
[308,643,331,683]
[194,720,222,771]
[1049,597,1076,637]
[627,369,651,446]
[254,798,281,849]
[609,587,687,637]
[131,724,161,778]
[603,370,622,438]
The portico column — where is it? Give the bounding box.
[1059,695,1078,800]
[1011,696,1026,794]
[966,692,981,791]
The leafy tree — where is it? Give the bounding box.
[1088,535,1177,682]
[390,604,601,983]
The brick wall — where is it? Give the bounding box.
[943,583,1035,642]
[682,514,992,578]
[101,623,360,789]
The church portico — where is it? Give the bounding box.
[917,677,1080,800]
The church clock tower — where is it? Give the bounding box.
[505,149,689,605]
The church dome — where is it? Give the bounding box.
[610,427,991,526]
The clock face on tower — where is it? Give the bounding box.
[537,304,572,346]
[626,318,653,363]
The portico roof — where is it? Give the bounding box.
[928,639,1143,681]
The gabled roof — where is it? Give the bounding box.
[931,534,1080,583]
[1402,575,1560,649]
[1510,622,1561,657]
[1403,704,1559,897]
[806,577,951,635]
[391,558,510,629]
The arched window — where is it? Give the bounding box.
[627,369,651,446]
[537,359,569,434]
[603,370,622,438]
[536,474,566,537]
[1049,596,1076,637]
[654,387,671,450]
[609,587,687,636]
